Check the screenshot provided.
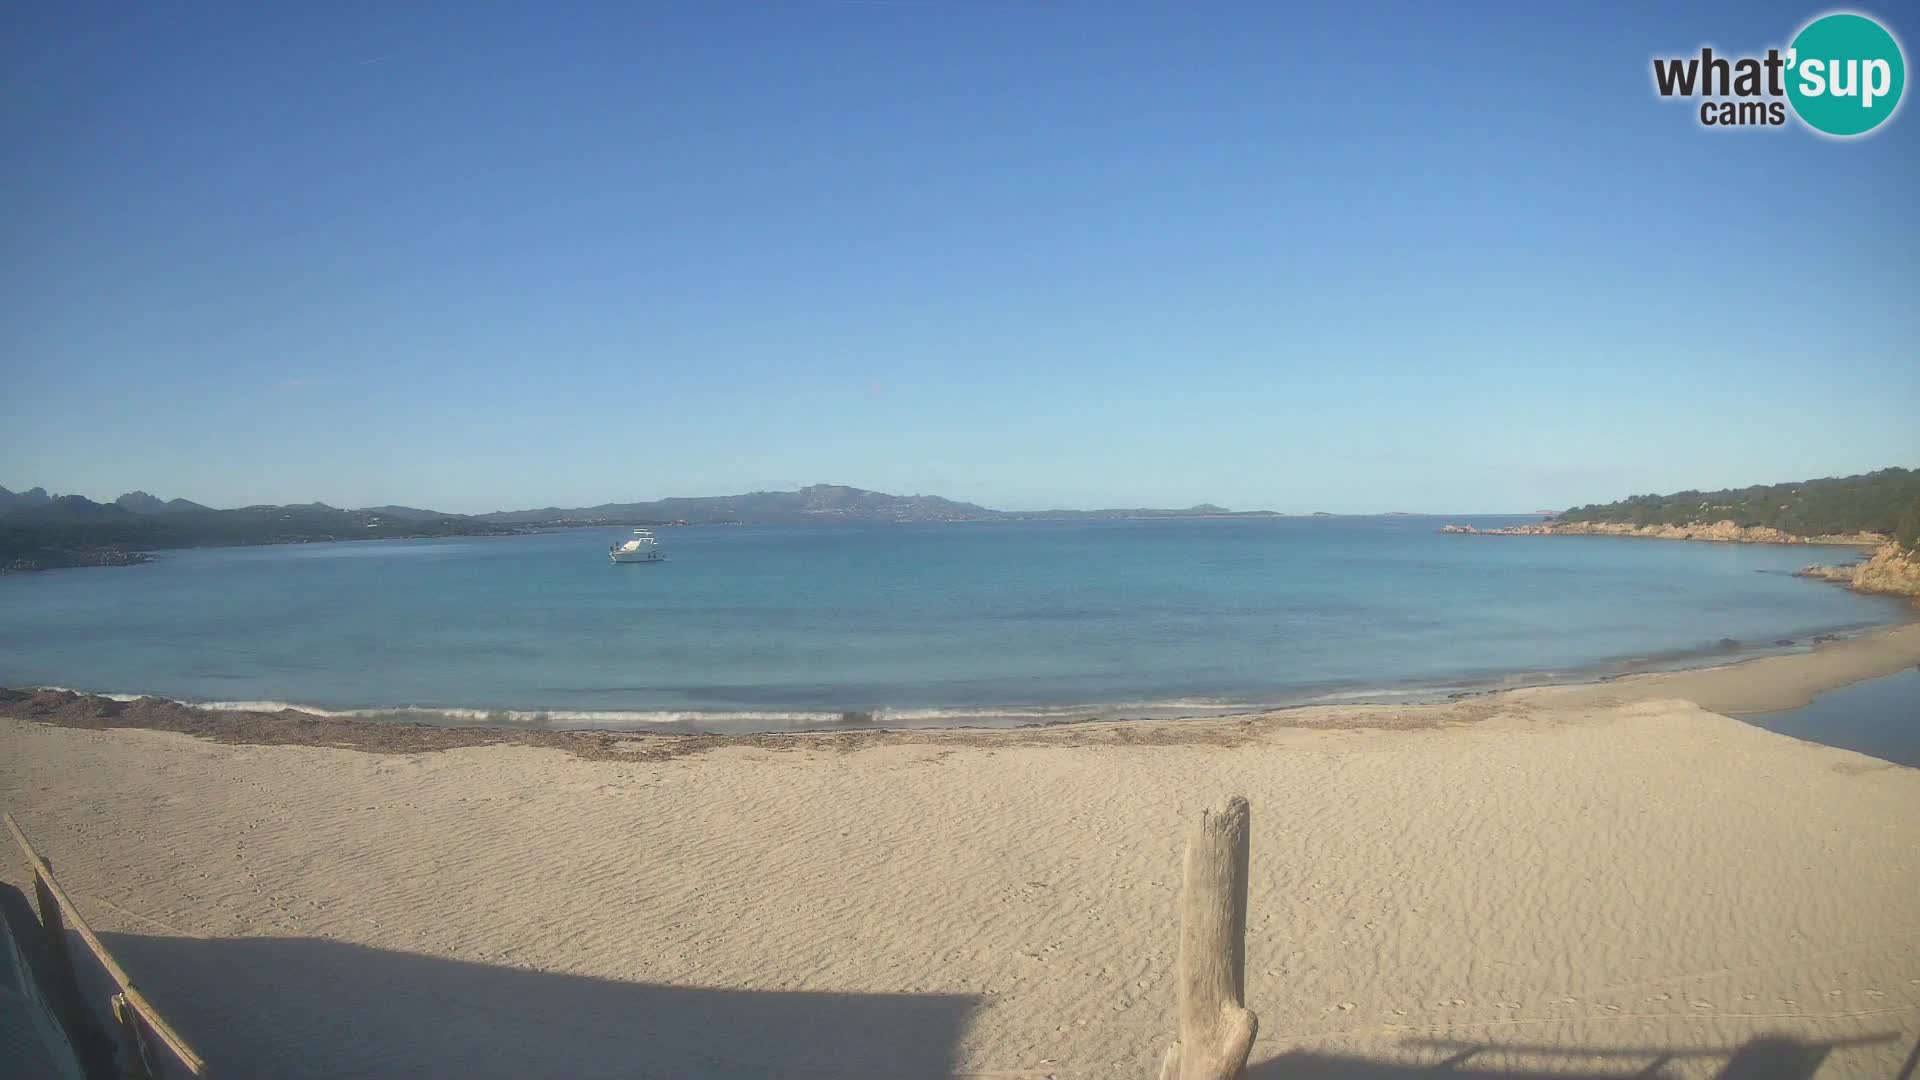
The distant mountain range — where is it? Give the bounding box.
[476,484,1277,526]
[0,486,52,514]
[114,490,212,514]
[0,483,1281,571]
[477,485,995,525]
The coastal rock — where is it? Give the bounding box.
[1442,519,1886,546]
[1446,515,1919,601]
[1846,543,1920,598]
[1795,543,1920,600]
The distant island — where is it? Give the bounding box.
[0,483,1282,572]
[472,485,1282,527]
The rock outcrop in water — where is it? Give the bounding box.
[1797,543,1920,600]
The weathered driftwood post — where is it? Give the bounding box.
[1159,796,1256,1080]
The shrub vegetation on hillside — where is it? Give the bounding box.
[1560,468,1920,545]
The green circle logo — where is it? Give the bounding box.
[1786,13,1906,136]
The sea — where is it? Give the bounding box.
[0,517,1907,734]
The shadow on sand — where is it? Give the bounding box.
[1249,1031,1913,1080]
[4,895,1906,1080]
[94,931,979,1079]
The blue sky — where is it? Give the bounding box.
[2,2,1915,514]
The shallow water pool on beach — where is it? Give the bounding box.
[1737,667,1920,766]
[0,517,1907,731]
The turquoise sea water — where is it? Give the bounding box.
[0,517,1906,732]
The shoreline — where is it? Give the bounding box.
[7,617,1917,757]
[5,642,1918,1077]
[1512,617,1920,716]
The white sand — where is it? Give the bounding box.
[3,685,1917,1078]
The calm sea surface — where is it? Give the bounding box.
[0,517,1906,732]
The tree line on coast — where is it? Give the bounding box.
[1558,467,1920,548]
[0,496,515,572]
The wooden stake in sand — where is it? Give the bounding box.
[1159,796,1257,1080]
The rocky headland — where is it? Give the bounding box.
[1441,520,1920,602]
[1439,520,1885,545]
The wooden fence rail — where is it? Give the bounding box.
[5,812,207,1080]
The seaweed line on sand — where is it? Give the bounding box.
[0,686,1480,762]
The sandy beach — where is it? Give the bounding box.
[3,628,1918,1078]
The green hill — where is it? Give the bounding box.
[0,499,515,572]
[1560,468,1920,547]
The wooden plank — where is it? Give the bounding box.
[6,813,208,1077]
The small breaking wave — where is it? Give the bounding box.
[1301,687,1447,703]
[44,690,1279,733]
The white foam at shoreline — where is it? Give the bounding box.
[47,689,1276,730]
[1303,687,1443,702]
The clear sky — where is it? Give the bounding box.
[3,2,1915,514]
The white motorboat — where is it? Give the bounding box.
[609,528,664,563]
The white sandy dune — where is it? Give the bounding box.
[3,639,1919,1078]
